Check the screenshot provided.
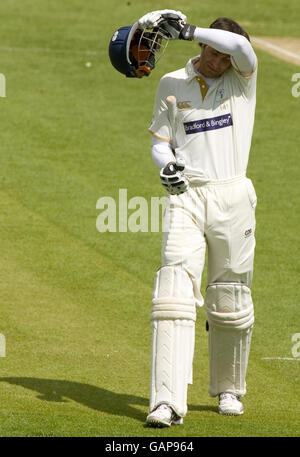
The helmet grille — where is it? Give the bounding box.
[130,27,169,78]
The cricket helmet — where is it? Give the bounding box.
[109,22,169,78]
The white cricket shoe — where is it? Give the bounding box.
[218,392,244,415]
[146,404,183,427]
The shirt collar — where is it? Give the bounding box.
[185,55,202,82]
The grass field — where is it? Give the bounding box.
[0,0,299,438]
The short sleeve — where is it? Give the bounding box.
[148,75,174,142]
[231,61,258,99]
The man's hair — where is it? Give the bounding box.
[209,17,250,42]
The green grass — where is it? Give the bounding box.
[0,0,299,437]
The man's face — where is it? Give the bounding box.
[197,45,231,78]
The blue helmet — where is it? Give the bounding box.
[109,22,169,78]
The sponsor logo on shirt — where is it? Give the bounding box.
[177,101,192,109]
[184,113,233,135]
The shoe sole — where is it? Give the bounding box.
[146,416,183,427]
[146,418,171,428]
[219,408,244,416]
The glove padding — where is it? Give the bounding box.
[160,160,189,195]
[179,23,197,40]
[159,17,196,41]
[138,10,187,39]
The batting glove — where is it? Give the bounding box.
[138,10,187,36]
[160,159,189,195]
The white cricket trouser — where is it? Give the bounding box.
[149,175,257,415]
[162,175,257,306]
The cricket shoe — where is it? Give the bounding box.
[146,404,183,427]
[218,393,244,416]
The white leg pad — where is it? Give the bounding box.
[149,319,195,417]
[151,265,196,321]
[205,282,254,397]
[149,266,196,417]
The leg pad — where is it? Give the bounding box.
[149,266,196,417]
[205,282,254,397]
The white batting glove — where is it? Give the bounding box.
[138,9,187,34]
[160,159,189,195]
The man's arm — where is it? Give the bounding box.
[137,10,257,77]
[191,28,257,77]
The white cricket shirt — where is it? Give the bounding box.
[149,56,257,181]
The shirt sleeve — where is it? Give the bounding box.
[148,75,173,142]
[151,135,175,168]
[230,63,258,100]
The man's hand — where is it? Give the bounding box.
[138,10,187,39]
[160,159,189,195]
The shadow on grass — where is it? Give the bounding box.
[0,377,217,422]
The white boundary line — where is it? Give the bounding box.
[261,357,300,361]
[252,37,300,63]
